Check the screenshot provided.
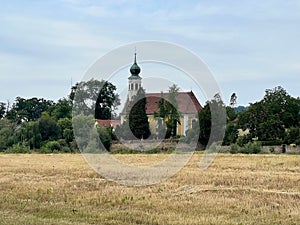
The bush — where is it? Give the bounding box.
[97,127,112,151]
[41,141,61,153]
[236,134,252,146]
[185,129,196,143]
[229,142,262,154]
[230,143,239,154]
[241,142,262,154]
[5,143,31,154]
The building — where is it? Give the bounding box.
[120,53,202,136]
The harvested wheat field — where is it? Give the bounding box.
[0,153,299,225]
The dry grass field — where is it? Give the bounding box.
[0,153,299,225]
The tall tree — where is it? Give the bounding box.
[72,79,120,119]
[128,88,151,139]
[0,102,6,119]
[167,84,181,137]
[0,119,15,150]
[51,98,72,120]
[238,86,300,141]
[230,93,237,108]
[39,112,60,141]
[5,97,54,123]
[197,93,226,146]
[154,85,181,138]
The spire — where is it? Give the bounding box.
[129,51,141,77]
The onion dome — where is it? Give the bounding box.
[129,53,141,77]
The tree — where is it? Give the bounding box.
[13,121,42,149]
[238,86,300,142]
[0,119,15,150]
[226,106,237,122]
[167,84,181,137]
[223,123,238,145]
[57,117,74,144]
[51,98,72,120]
[154,85,181,138]
[72,114,111,151]
[128,88,151,139]
[39,112,60,141]
[5,97,54,123]
[197,93,226,146]
[230,93,237,108]
[0,102,6,119]
[284,127,300,144]
[73,79,120,119]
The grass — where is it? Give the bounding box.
[0,153,299,225]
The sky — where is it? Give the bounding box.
[1,0,300,107]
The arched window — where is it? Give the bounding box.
[135,83,138,90]
[131,83,133,90]
[128,84,130,90]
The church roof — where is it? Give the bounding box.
[145,91,202,114]
[120,91,202,115]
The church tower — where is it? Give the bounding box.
[128,52,142,101]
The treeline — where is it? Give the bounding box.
[0,96,76,153]
[185,86,300,153]
[1,80,299,154]
[0,79,119,153]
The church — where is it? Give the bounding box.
[120,53,202,136]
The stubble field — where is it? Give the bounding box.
[0,153,299,225]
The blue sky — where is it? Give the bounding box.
[1,0,300,106]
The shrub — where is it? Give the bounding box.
[42,141,61,153]
[236,134,252,146]
[185,129,196,143]
[97,127,112,151]
[229,142,262,154]
[240,142,262,154]
[230,143,239,154]
[5,143,31,154]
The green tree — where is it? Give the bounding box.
[0,102,6,119]
[14,121,42,149]
[223,123,238,145]
[97,126,112,150]
[0,119,15,151]
[6,97,54,123]
[167,84,181,137]
[128,88,151,139]
[230,93,237,108]
[154,85,181,138]
[197,93,226,147]
[284,127,300,144]
[238,86,300,142]
[51,98,72,120]
[57,117,74,144]
[73,79,120,119]
[39,112,60,141]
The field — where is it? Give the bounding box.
[0,153,299,225]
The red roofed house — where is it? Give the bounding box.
[120,53,202,136]
[96,119,121,130]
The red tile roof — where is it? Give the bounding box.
[121,91,202,115]
[97,120,121,128]
[145,91,202,114]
